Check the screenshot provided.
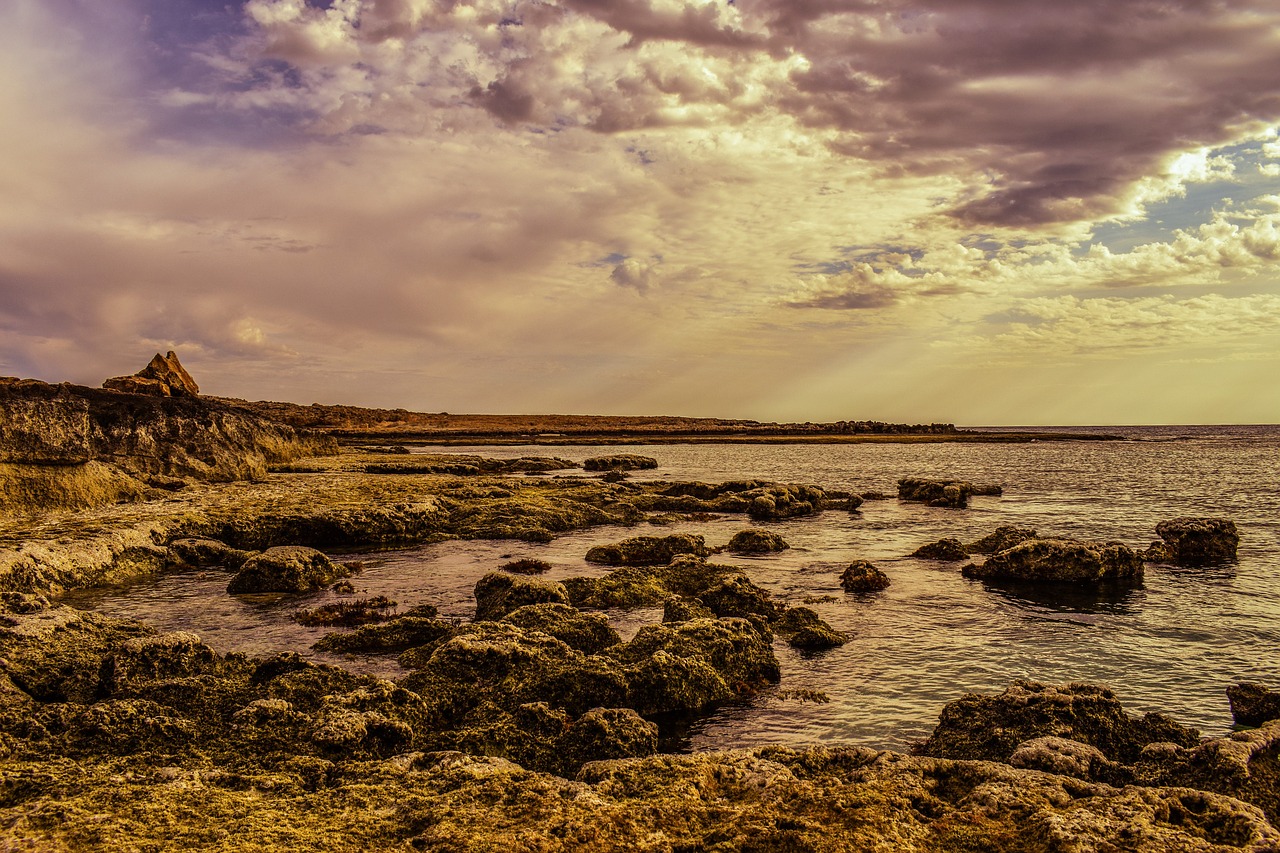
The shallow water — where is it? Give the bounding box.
[68,425,1280,752]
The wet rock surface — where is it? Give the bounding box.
[1156,517,1240,565]
[472,572,570,621]
[962,538,1144,584]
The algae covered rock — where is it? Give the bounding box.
[1228,683,1280,727]
[1009,735,1128,784]
[661,595,714,623]
[747,484,826,521]
[725,529,790,554]
[401,622,628,718]
[841,560,890,593]
[583,454,658,472]
[916,680,1200,764]
[1155,517,1239,566]
[962,538,1143,584]
[500,603,621,654]
[585,533,709,566]
[609,617,780,715]
[776,607,846,650]
[911,538,969,561]
[563,566,670,608]
[967,525,1038,554]
[227,546,351,594]
[473,572,570,621]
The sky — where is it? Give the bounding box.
[2,0,1279,425]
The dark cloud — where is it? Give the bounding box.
[787,284,898,310]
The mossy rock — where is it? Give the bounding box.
[911,538,969,561]
[776,607,846,650]
[725,529,790,555]
[473,572,570,621]
[585,534,709,567]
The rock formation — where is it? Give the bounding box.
[898,477,1001,508]
[103,351,200,397]
[911,537,969,560]
[725,528,790,554]
[841,560,891,592]
[1,376,337,515]
[962,538,1144,584]
[1155,517,1240,565]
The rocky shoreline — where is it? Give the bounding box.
[0,360,1274,851]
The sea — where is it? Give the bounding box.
[69,424,1280,752]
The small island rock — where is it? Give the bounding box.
[725,529,790,554]
[841,560,890,592]
[962,538,1143,584]
[1154,517,1239,566]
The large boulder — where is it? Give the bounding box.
[841,560,890,592]
[473,573,570,621]
[585,534,709,566]
[103,351,200,398]
[915,681,1199,764]
[227,546,350,594]
[1154,517,1239,566]
[962,538,1143,584]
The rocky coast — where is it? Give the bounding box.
[1,361,1276,851]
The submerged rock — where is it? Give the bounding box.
[962,538,1143,584]
[585,533,709,566]
[725,529,790,554]
[841,560,890,592]
[776,607,846,650]
[473,572,570,621]
[583,454,658,472]
[967,525,1038,554]
[1155,517,1239,566]
[1228,683,1280,727]
[911,538,969,561]
[227,546,351,594]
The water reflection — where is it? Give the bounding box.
[974,577,1143,615]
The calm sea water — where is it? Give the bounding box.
[70,425,1280,752]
